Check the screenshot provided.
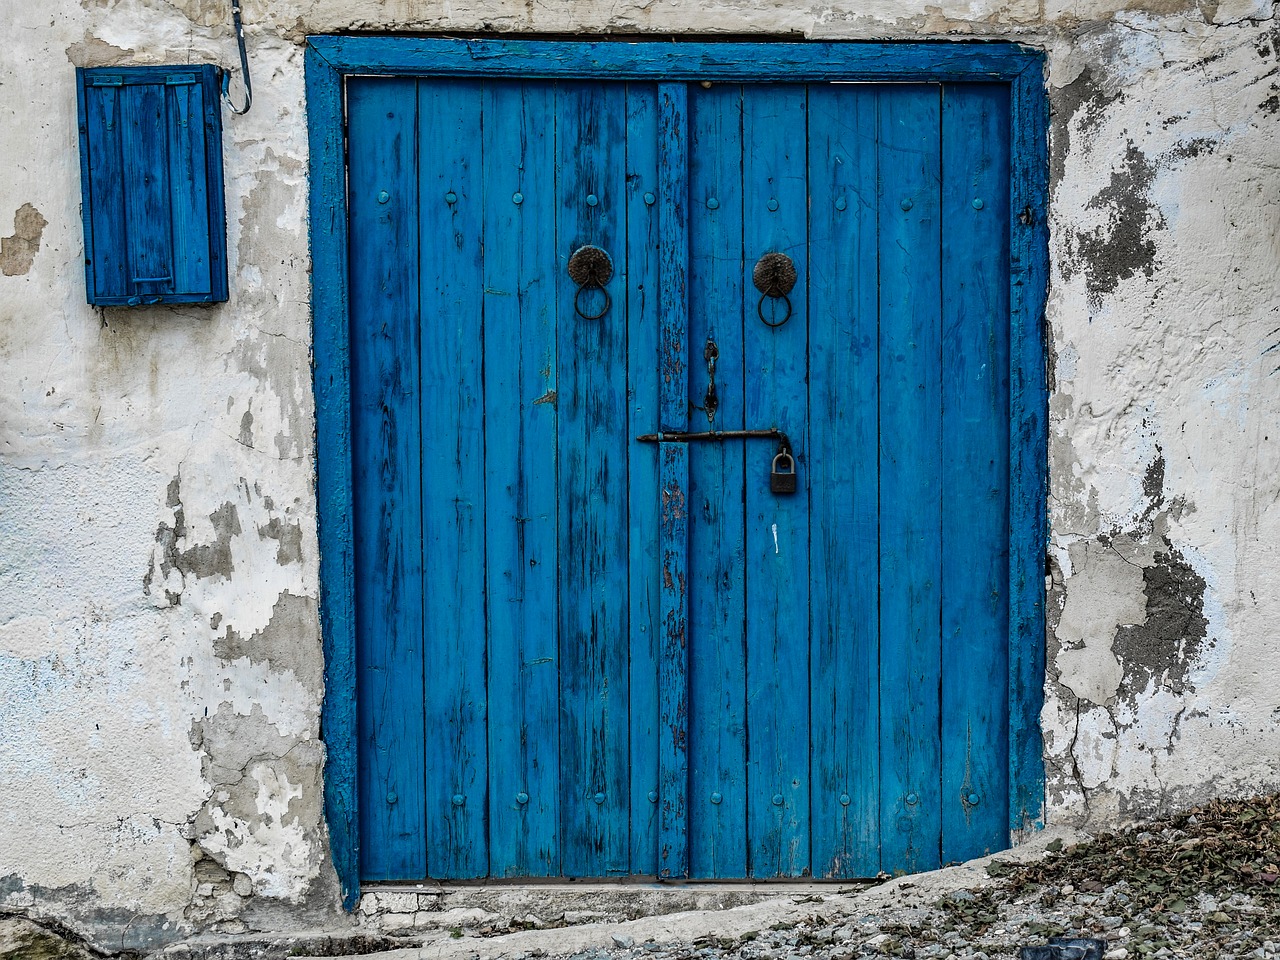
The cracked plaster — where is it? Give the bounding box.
[0,0,1278,951]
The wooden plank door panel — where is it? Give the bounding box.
[554,81,633,878]
[418,79,489,879]
[807,83,881,879]
[348,77,427,881]
[878,84,945,874]
[482,79,561,878]
[742,85,812,879]
[686,84,749,880]
[940,83,1012,863]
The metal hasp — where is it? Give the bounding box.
[637,428,798,496]
[75,65,228,306]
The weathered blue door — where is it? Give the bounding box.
[346,76,1012,881]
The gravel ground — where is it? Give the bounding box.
[531,795,1280,960]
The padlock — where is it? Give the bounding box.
[770,450,798,495]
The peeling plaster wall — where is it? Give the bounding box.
[0,0,1277,950]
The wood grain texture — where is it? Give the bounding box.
[940,84,1012,863]
[555,81,632,877]
[1008,58,1050,834]
[686,83,749,880]
[807,84,881,879]
[483,80,561,878]
[878,85,944,875]
[625,82,663,877]
[742,84,811,879]
[347,77,427,882]
[310,37,1047,84]
[307,42,360,909]
[418,78,489,879]
[656,82,691,879]
[75,66,226,304]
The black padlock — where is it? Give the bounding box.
[770,450,797,495]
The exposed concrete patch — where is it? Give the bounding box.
[1113,545,1209,698]
[213,591,320,689]
[1065,143,1164,306]
[0,204,47,277]
[145,476,242,604]
[64,37,136,66]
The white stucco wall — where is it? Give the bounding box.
[0,0,1276,950]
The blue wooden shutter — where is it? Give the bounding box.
[76,65,228,306]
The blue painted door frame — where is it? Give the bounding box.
[307,37,1049,909]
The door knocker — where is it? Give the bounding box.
[753,252,797,328]
[567,245,613,320]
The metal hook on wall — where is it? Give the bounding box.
[753,252,797,328]
[221,0,253,115]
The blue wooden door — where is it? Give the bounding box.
[346,76,1012,881]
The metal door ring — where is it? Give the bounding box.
[574,284,611,321]
[568,245,614,320]
[753,252,797,328]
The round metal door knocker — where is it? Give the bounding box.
[568,245,614,320]
[753,252,797,328]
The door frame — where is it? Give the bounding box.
[306,36,1049,909]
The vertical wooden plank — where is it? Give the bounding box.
[656,82,690,880]
[483,80,560,878]
[118,81,173,298]
[686,83,748,879]
[807,83,881,879]
[742,84,811,879]
[346,76,426,882]
[878,84,944,875]
[555,81,632,877]
[166,80,212,296]
[940,83,1011,864]
[1008,60,1050,833]
[418,78,489,879]
[82,81,128,301]
[625,82,663,876]
[308,44,360,907]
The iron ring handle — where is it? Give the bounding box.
[758,292,793,328]
[574,283,611,321]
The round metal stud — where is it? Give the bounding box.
[452,793,465,806]
[906,792,919,806]
[772,794,785,806]
[513,192,524,205]
[972,198,984,210]
[387,791,398,804]
[839,793,851,807]
[707,197,720,210]
[586,194,599,207]
[767,198,780,211]
[445,191,458,204]
[594,792,606,804]
[377,190,390,204]
[648,790,659,803]
[966,792,981,805]
[644,192,656,206]
[710,792,723,805]
[835,197,847,211]
[900,198,913,211]
[516,792,529,805]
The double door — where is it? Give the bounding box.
[346,76,1012,881]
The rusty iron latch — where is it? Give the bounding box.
[636,428,798,495]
